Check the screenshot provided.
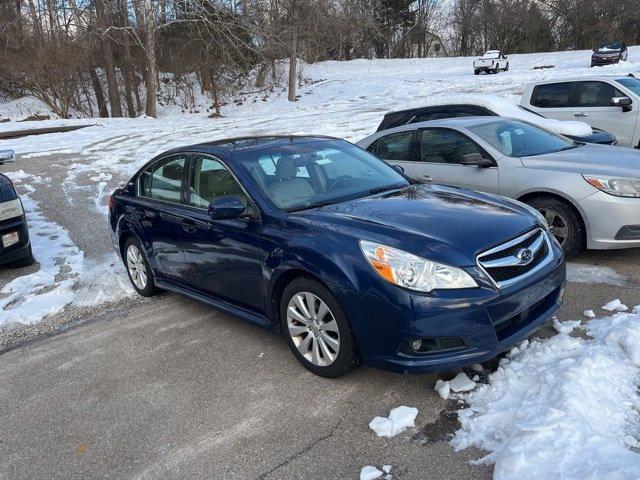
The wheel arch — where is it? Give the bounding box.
[517,190,589,240]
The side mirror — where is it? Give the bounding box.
[208,196,246,220]
[0,149,15,165]
[392,164,405,174]
[460,152,493,167]
[612,96,632,112]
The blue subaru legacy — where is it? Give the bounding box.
[109,136,565,377]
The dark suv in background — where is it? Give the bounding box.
[376,104,617,145]
[592,41,628,67]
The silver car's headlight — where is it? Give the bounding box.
[0,198,23,221]
[359,241,478,292]
[583,175,640,198]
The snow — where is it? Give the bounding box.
[1,46,639,324]
[435,379,451,400]
[449,372,477,393]
[583,309,596,318]
[602,299,629,312]
[369,406,419,438]
[360,466,383,480]
[452,310,640,480]
[552,317,581,334]
[567,263,628,286]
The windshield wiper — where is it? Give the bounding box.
[368,183,407,195]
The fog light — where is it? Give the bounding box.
[2,231,19,248]
[411,339,422,351]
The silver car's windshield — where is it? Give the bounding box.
[469,120,577,157]
[616,77,640,96]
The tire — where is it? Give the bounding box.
[494,65,500,74]
[6,245,34,268]
[474,69,480,75]
[526,197,585,257]
[504,62,509,71]
[123,237,158,297]
[280,277,359,378]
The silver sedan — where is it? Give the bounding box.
[357,117,640,256]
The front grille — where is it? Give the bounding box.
[477,229,553,288]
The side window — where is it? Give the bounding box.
[368,131,414,161]
[532,83,573,108]
[410,109,453,123]
[578,81,625,107]
[139,155,186,203]
[453,106,492,117]
[189,156,248,209]
[421,129,488,164]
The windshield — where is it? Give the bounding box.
[236,140,409,211]
[468,120,577,157]
[596,42,622,52]
[616,77,640,96]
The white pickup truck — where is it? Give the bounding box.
[473,50,509,75]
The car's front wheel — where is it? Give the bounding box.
[281,277,359,377]
[526,197,585,257]
[6,245,34,268]
[124,237,158,297]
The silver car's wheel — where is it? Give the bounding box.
[126,244,148,290]
[541,208,569,246]
[286,292,340,367]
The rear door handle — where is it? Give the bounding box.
[181,218,197,233]
[574,113,589,117]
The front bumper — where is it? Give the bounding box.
[0,215,31,265]
[591,56,621,66]
[340,242,565,374]
[581,191,640,249]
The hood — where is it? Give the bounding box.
[291,184,539,266]
[521,144,640,177]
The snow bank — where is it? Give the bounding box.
[369,406,419,438]
[451,311,640,480]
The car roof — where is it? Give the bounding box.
[400,116,500,129]
[525,75,633,87]
[158,135,341,158]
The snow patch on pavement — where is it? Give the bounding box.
[369,406,419,438]
[566,263,628,286]
[602,299,628,312]
[451,311,640,480]
[552,317,581,334]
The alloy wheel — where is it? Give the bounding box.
[126,244,148,290]
[540,208,569,246]
[286,292,340,367]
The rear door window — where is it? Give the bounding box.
[139,155,187,203]
[532,83,573,108]
[367,131,415,161]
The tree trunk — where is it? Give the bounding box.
[287,6,298,102]
[94,0,122,117]
[136,0,157,117]
[89,68,109,118]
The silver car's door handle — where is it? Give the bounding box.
[421,174,432,182]
[574,113,589,117]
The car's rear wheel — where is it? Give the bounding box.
[281,277,359,377]
[474,69,480,75]
[504,62,509,71]
[124,237,158,297]
[526,197,585,257]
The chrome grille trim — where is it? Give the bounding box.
[477,228,554,289]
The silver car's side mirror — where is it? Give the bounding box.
[611,97,632,112]
[0,149,15,165]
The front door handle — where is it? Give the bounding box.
[181,218,197,233]
[574,113,589,117]
[421,174,432,182]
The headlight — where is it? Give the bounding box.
[359,241,478,292]
[0,198,23,221]
[583,175,640,198]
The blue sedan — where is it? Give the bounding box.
[108,136,566,377]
